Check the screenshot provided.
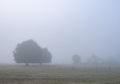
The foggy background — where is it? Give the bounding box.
[0,0,120,64]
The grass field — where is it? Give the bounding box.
[0,65,120,84]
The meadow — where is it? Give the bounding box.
[0,65,119,84]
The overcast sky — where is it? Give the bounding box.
[0,0,120,64]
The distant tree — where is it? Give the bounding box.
[13,39,52,66]
[87,54,104,71]
[40,48,52,64]
[72,55,80,64]
[87,54,101,65]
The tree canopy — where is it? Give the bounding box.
[13,39,52,66]
[72,55,80,64]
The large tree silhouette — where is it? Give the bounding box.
[13,39,52,66]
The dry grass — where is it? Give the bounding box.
[0,65,119,84]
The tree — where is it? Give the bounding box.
[87,54,103,71]
[42,48,52,64]
[13,39,52,66]
[87,54,101,65]
[72,55,80,64]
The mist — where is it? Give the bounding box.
[0,0,120,65]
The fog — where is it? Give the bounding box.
[0,0,120,64]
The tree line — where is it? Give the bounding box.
[13,39,102,66]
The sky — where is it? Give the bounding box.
[0,0,120,64]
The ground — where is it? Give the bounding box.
[0,64,119,84]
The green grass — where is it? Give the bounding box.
[0,65,119,84]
